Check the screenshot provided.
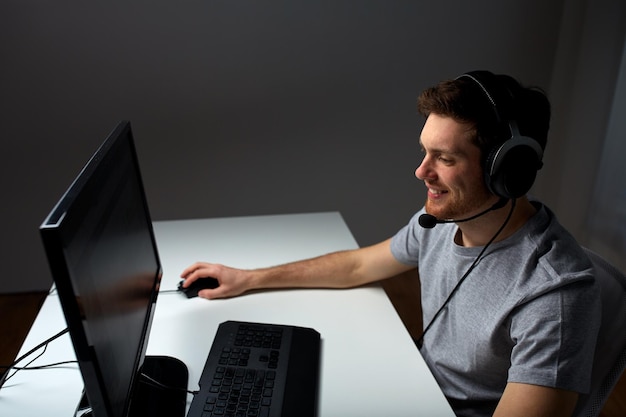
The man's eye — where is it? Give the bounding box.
[438,156,453,164]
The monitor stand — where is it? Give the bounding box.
[74,356,189,417]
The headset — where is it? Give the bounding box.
[456,70,544,200]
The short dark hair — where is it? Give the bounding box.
[417,72,551,161]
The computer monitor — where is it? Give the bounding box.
[40,121,185,417]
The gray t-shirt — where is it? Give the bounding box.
[390,202,601,417]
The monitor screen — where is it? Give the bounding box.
[40,121,161,417]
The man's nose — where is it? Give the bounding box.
[415,157,432,181]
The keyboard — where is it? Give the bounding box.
[187,321,321,417]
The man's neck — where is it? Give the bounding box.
[456,197,538,247]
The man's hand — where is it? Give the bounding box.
[180,262,252,299]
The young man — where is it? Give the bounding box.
[181,71,601,417]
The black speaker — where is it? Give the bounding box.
[456,70,544,199]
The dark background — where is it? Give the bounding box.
[1,0,625,292]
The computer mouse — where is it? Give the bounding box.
[177,277,219,298]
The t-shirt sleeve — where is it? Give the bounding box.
[390,210,424,266]
[507,279,601,393]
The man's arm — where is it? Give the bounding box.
[493,382,579,417]
[180,238,413,299]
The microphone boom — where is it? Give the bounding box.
[418,198,508,229]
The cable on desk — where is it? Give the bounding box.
[0,327,70,388]
[140,372,200,395]
[10,360,78,371]
[158,289,181,294]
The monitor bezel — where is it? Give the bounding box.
[39,121,162,417]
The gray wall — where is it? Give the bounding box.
[1,0,622,293]
[534,0,626,271]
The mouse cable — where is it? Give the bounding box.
[158,289,181,294]
[415,198,516,349]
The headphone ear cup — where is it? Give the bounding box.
[485,136,544,199]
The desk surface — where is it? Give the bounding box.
[0,212,454,416]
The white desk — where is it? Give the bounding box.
[0,212,454,416]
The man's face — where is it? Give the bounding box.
[415,113,497,220]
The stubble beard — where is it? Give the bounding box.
[424,187,494,221]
